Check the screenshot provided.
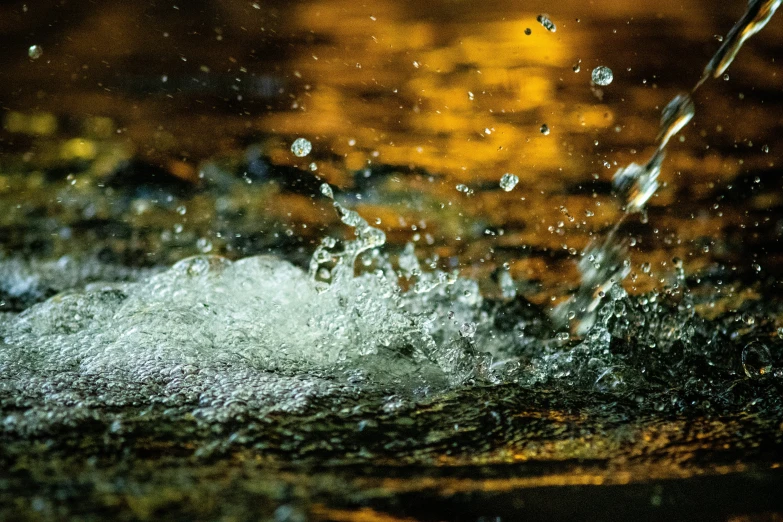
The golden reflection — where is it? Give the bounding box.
[0,0,780,297]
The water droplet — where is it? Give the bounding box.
[456,183,471,194]
[309,162,318,171]
[459,322,477,338]
[742,341,772,379]
[524,28,532,36]
[540,124,550,135]
[573,62,581,73]
[741,313,755,326]
[28,45,43,60]
[555,331,570,342]
[319,183,334,199]
[290,137,312,157]
[499,173,519,192]
[499,270,517,299]
[537,14,556,32]
[591,66,613,86]
[609,283,627,301]
[723,73,730,81]
[196,237,213,253]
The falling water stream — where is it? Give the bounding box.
[556,0,782,333]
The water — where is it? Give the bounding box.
[499,173,519,192]
[591,66,613,86]
[537,14,556,32]
[1,1,782,519]
[695,0,782,90]
[558,0,780,333]
[27,45,43,60]
[290,137,312,158]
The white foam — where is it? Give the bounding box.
[0,253,497,431]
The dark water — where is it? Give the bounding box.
[1,1,783,520]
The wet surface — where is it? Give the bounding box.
[1,0,783,520]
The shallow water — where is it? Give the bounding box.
[1,0,783,520]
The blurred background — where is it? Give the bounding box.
[1,0,781,310]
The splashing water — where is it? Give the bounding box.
[0,188,503,432]
[1,2,781,445]
[558,0,779,333]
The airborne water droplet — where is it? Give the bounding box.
[499,173,519,192]
[290,137,312,157]
[499,270,517,299]
[28,45,43,60]
[592,66,613,86]
[540,124,550,135]
[537,14,556,32]
[320,183,334,199]
[459,322,477,338]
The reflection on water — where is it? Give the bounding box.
[1,0,781,305]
